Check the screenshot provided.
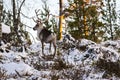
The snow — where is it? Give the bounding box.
[79,39,96,47]
[63,48,83,65]
[0,62,33,76]
[0,36,120,79]
[1,23,11,34]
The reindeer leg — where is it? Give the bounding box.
[41,42,45,56]
[41,42,46,59]
[49,42,51,53]
[53,42,56,58]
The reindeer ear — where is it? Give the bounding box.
[37,20,42,24]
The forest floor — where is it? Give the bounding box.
[0,35,120,80]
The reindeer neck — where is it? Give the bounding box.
[37,26,44,37]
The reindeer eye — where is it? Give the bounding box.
[36,24,39,26]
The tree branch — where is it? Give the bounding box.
[17,0,26,19]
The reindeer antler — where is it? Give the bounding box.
[32,9,41,23]
[35,9,41,20]
[41,14,50,23]
[32,17,37,23]
[33,9,50,23]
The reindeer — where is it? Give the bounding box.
[33,9,56,58]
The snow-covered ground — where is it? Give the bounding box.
[0,35,120,80]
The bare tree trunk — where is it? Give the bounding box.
[0,0,3,45]
[109,9,113,40]
[92,23,96,41]
[59,0,63,40]
[12,0,25,46]
[17,0,25,25]
[108,0,113,40]
[12,0,18,31]
[12,0,21,46]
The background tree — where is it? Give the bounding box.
[2,0,31,47]
[65,0,85,39]
[65,0,104,42]
[102,0,117,40]
[114,10,120,39]
[0,0,3,44]
[12,0,26,45]
[85,1,104,42]
[59,0,63,40]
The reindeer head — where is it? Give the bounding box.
[33,9,49,31]
[33,20,43,30]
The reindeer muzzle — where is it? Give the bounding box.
[33,27,36,30]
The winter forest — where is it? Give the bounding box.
[0,0,120,80]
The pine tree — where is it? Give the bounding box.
[66,0,104,42]
[66,0,85,39]
[86,4,104,42]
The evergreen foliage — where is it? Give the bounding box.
[66,0,104,42]
[39,0,58,36]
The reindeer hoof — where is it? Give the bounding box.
[41,54,55,60]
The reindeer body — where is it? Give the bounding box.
[38,28,55,43]
[33,20,56,57]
